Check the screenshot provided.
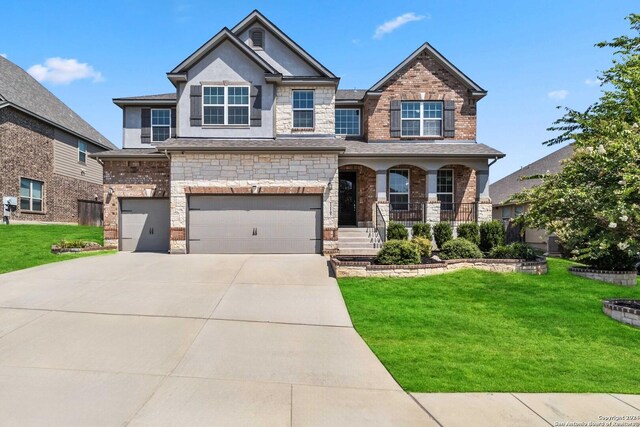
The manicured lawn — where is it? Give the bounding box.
[0,224,114,274]
[338,258,640,393]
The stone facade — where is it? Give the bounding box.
[0,107,103,223]
[275,86,335,135]
[364,50,477,141]
[170,152,339,254]
[102,159,171,247]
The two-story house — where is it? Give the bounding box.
[94,10,504,254]
[0,56,116,224]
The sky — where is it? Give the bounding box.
[1,1,636,181]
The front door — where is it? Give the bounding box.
[338,172,357,226]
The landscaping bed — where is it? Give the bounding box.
[569,266,637,287]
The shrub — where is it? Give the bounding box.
[433,222,453,249]
[479,220,505,252]
[412,222,432,239]
[376,240,421,265]
[57,239,89,249]
[411,236,432,258]
[456,222,480,245]
[439,238,483,260]
[489,243,542,261]
[387,221,408,240]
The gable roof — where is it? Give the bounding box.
[113,92,177,107]
[489,144,574,205]
[169,27,279,76]
[0,56,116,150]
[231,10,337,79]
[368,42,486,97]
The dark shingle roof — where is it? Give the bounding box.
[342,140,505,158]
[155,137,346,152]
[336,90,367,101]
[91,148,165,159]
[489,144,574,205]
[0,56,116,150]
[114,93,176,101]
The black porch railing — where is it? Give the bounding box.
[376,203,387,243]
[440,202,477,224]
[389,202,424,225]
[389,202,478,225]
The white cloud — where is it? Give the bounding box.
[27,57,103,85]
[373,12,426,39]
[0,53,7,58]
[548,89,569,100]
[584,78,601,86]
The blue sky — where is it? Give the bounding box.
[1,1,635,181]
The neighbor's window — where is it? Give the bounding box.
[203,86,249,126]
[292,90,314,128]
[20,178,43,212]
[514,205,524,216]
[437,169,454,211]
[335,109,360,135]
[151,109,171,142]
[502,206,511,220]
[389,169,409,211]
[78,141,87,163]
[401,101,443,137]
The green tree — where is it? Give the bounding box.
[512,14,640,270]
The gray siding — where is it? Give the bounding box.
[53,128,103,185]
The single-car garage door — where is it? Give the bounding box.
[120,198,170,252]
[188,195,322,254]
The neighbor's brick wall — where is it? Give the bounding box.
[50,174,102,223]
[275,86,335,135]
[364,50,477,141]
[338,165,376,224]
[102,159,170,247]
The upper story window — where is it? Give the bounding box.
[20,178,43,212]
[401,101,443,137]
[151,109,171,142]
[335,109,360,135]
[250,29,264,49]
[437,169,454,211]
[203,86,249,126]
[389,169,409,211]
[292,90,314,129]
[78,141,87,163]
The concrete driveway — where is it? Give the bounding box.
[0,253,432,426]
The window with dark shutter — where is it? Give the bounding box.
[190,85,202,127]
[250,29,264,49]
[141,108,151,143]
[443,100,456,138]
[250,85,262,127]
[389,100,401,137]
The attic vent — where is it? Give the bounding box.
[250,29,264,49]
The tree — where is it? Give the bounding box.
[511,14,640,271]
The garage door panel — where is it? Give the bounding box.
[120,199,170,252]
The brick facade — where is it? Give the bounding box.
[364,50,477,141]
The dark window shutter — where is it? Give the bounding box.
[443,100,455,138]
[141,108,151,143]
[250,85,262,127]
[190,85,202,127]
[390,100,401,137]
[171,108,177,137]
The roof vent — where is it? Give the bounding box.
[250,29,264,49]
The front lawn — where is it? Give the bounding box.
[0,224,114,274]
[338,258,640,393]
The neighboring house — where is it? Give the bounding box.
[0,56,116,224]
[490,144,574,252]
[94,10,504,254]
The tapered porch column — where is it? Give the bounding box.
[425,170,440,224]
[376,169,387,201]
[476,169,492,222]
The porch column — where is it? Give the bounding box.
[376,169,387,201]
[425,170,440,224]
[476,169,492,223]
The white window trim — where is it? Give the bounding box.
[78,140,87,163]
[202,85,250,126]
[436,168,454,211]
[388,168,410,211]
[151,109,171,142]
[292,89,315,129]
[20,178,43,212]
[401,101,443,137]
[335,108,361,135]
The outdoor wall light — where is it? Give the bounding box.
[108,187,114,195]
[251,185,258,194]
[327,182,333,191]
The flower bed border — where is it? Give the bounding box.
[51,245,117,254]
[331,257,548,278]
[569,267,637,287]
[603,300,640,328]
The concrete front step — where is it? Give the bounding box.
[338,228,382,254]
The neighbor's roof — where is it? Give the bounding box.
[0,56,116,150]
[489,144,574,206]
[341,140,504,158]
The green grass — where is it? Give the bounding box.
[0,224,114,274]
[338,258,640,393]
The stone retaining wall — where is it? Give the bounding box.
[603,300,640,328]
[569,267,637,287]
[331,257,548,278]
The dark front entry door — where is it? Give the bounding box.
[338,172,357,226]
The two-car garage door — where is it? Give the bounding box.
[188,195,322,254]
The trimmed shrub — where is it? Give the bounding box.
[411,236,432,258]
[376,240,421,265]
[387,221,408,240]
[57,239,90,249]
[439,238,484,260]
[456,222,480,245]
[490,243,542,261]
[479,220,505,252]
[412,222,432,239]
[433,222,453,249]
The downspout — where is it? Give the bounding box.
[488,156,499,168]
